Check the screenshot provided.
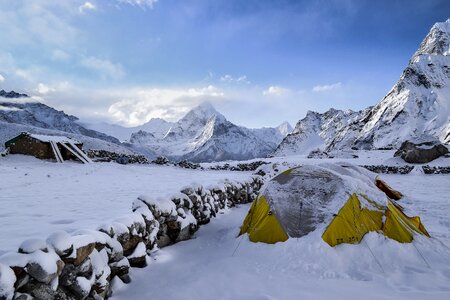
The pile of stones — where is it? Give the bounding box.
[87,150,149,164]
[361,165,414,174]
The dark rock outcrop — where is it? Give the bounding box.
[394,141,449,164]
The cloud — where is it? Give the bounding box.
[0,74,4,82]
[36,83,56,95]
[312,82,342,92]
[107,85,224,126]
[79,2,96,13]
[51,49,71,62]
[80,56,125,80]
[220,74,250,84]
[118,0,158,8]
[263,85,289,96]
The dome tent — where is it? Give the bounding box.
[239,163,429,246]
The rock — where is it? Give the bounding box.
[13,292,33,300]
[63,235,96,266]
[394,140,449,163]
[109,257,129,278]
[18,239,48,254]
[19,278,75,300]
[115,156,129,165]
[59,260,94,299]
[25,263,55,284]
[46,231,74,257]
[152,156,170,165]
[127,243,147,268]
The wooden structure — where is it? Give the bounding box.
[5,132,92,163]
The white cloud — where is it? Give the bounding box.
[312,82,342,92]
[51,49,71,62]
[79,2,96,13]
[118,0,158,8]
[220,74,250,84]
[80,56,125,80]
[36,83,56,95]
[107,85,224,126]
[263,85,289,96]
[0,74,5,82]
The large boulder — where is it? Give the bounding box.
[394,141,449,164]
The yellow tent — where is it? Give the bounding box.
[239,163,429,246]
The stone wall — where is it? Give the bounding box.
[0,177,264,300]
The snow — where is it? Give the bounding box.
[128,102,281,162]
[46,231,73,255]
[0,250,60,279]
[0,155,252,255]
[29,134,80,144]
[18,238,48,254]
[128,242,146,259]
[0,263,15,300]
[113,173,450,300]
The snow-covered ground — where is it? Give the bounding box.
[113,173,450,300]
[0,155,253,255]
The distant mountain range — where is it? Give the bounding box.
[125,102,292,162]
[0,92,292,161]
[274,19,450,156]
[1,19,448,161]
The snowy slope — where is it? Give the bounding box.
[251,121,293,146]
[274,109,362,155]
[83,118,173,142]
[0,120,136,154]
[129,103,291,162]
[347,19,450,149]
[0,93,120,144]
[275,19,450,156]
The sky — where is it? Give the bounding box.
[0,0,449,128]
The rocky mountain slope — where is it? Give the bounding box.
[0,92,136,154]
[129,103,292,162]
[274,19,450,156]
[83,118,173,142]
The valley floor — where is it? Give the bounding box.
[112,173,450,300]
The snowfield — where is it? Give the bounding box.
[0,155,253,255]
[1,153,449,299]
[112,173,450,300]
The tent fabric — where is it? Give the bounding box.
[239,163,429,246]
[382,200,430,243]
[321,193,384,246]
[239,196,288,244]
[264,166,344,238]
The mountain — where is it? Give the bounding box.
[0,92,136,154]
[251,121,293,146]
[83,118,173,142]
[274,19,450,156]
[129,102,291,162]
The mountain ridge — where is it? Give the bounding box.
[274,19,450,157]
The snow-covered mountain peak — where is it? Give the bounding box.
[180,102,225,124]
[412,19,450,62]
[274,20,450,157]
[276,121,293,136]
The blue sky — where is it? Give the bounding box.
[0,0,448,128]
